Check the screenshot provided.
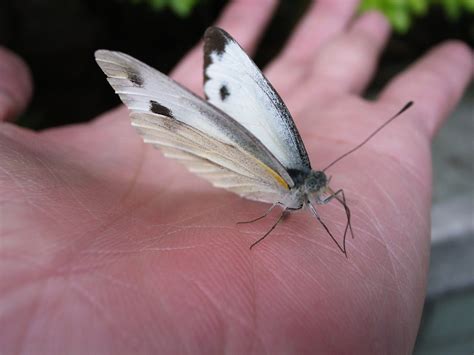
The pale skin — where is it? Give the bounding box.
[1,0,473,353]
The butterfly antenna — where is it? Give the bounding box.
[322,101,413,172]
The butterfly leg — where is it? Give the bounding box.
[308,202,347,257]
[249,208,287,250]
[323,188,354,243]
[237,202,281,224]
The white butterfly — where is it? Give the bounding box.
[95,27,411,254]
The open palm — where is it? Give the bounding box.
[1,1,472,354]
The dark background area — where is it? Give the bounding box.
[0,0,472,130]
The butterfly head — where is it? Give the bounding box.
[304,170,328,194]
[302,170,335,207]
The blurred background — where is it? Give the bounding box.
[1,0,473,352]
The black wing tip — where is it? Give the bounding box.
[204,26,232,39]
[203,27,234,85]
[204,26,234,54]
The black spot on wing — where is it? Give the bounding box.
[127,70,144,86]
[150,100,173,118]
[219,85,230,101]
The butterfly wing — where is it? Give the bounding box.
[94,50,293,202]
[203,27,311,174]
[131,112,286,203]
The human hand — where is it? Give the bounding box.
[1,1,472,353]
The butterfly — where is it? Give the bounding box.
[95,27,412,255]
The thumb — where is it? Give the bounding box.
[0,47,33,122]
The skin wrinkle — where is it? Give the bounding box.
[372,235,407,335]
[9,282,44,355]
[369,171,400,215]
[146,201,230,226]
[256,253,327,325]
[14,278,52,354]
[142,227,224,248]
[144,224,233,245]
[2,251,47,278]
[149,213,236,232]
[2,192,86,271]
[115,142,149,208]
[68,281,142,351]
[352,216,410,352]
[61,181,188,253]
[273,247,330,292]
[179,278,225,354]
[0,257,48,306]
[188,277,254,338]
[385,244,421,303]
[382,160,427,226]
[348,190,400,236]
[45,139,163,230]
[139,219,272,249]
[288,232,344,255]
[48,201,168,274]
[0,153,32,199]
[62,259,134,274]
[79,243,207,256]
[130,277,188,353]
[1,136,114,255]
[352,198,404,288]
[253,276,313,350]
[147,282,198,355]
[348,255,400,294]
[174,241,256,352]
[354,198,385,240]
[247,252,264,355]
[71,266,187,354]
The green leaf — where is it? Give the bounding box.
[169,0,199,17]
[387,7,411,33]
[408,0,428,15]
[148,0,168,10]
[441,0,461,19]
[359,0,381,11]
[462,0,474,12]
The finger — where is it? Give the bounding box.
[171,0,277,93]
[379,41,474,138]
[0,47,33,122]
[306,11,391,96]
[265,0,360,95]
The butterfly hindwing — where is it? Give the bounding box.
[203,27,311,174]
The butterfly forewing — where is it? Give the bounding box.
[203,27,311,174]
[95,50,293,201]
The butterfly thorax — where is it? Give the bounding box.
[281,170,328,209]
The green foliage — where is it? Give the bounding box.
[130,0,200,17]
[360,0,474,33]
